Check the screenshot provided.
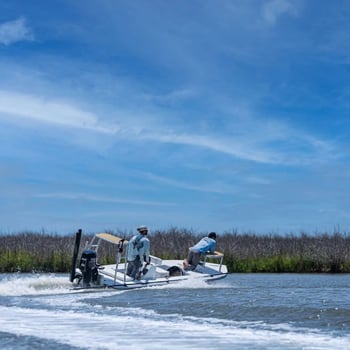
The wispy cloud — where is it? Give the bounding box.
[262,0,298,25]
[144,172,237,195]
[0,90,118,133]
[151,132,283,164]
[246,176,271,185]
[0,17,34,45]
[0,1,348,233]
[34,192,176,207]
[0,89,334,167]
[143,88,198,105]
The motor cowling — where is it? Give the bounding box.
[79,249,98,287]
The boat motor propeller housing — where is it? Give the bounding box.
[79,249,99,287]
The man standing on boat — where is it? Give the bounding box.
[126,225,151,280]
[183,232,217,271]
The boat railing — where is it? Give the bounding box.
[201,251,224,272]
[114,239,128,284]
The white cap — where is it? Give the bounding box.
[137,225,148,232]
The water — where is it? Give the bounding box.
[0,273,349,349]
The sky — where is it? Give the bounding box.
[0,0,350,235]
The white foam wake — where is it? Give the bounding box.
[0,305,348,350]
[0,273,73,296]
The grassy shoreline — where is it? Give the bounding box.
[1,229,350,273]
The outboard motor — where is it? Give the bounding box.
[79,249,98,287]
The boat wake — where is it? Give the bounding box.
[0,303,347,350]
[0,272,231,297]
[0,274,348,350]
[0,273,74,296]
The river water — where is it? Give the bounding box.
[0,273,349,349]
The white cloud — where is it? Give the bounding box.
[0,90,118,133]
[262,0,297,25]
[0,17,34,45]
[151,132,284,164]
[0,89,333,167]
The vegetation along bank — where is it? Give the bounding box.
[1,228,350,273]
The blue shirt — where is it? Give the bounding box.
[190,237,216,254]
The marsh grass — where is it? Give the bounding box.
[1,228,350,273]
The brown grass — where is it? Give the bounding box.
[1,228,350,273]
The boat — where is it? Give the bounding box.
[69,229,228,289]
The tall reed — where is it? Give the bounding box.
[1,228,349,273]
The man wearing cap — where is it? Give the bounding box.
[183,232,217,271]
[126,225,151,279]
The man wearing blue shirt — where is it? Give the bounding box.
[126,225,150,279]
[183,232,217,271]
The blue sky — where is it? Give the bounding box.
[0,0,350,235]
